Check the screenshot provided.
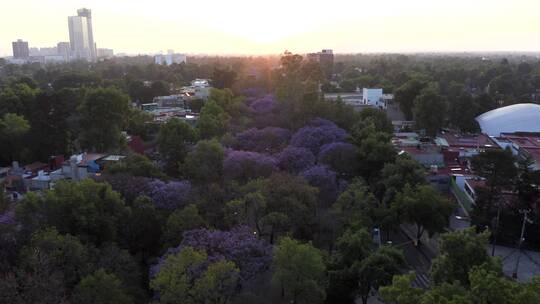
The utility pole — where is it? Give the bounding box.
[512,209,533,279]
[491,202,501,256]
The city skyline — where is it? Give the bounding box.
[2,0,540,57]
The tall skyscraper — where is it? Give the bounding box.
[68,8,96,61]
[12,39,29,59]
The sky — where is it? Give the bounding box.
[1,0,540,56]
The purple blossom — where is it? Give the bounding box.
[308,117,339,128]
[97,174,193,210]
[290,121,348,155]
[301,165,343,206]
[95,174,152,203]
[144,180,193,210]
[277,146,316,173]
[318,142,359,175]
[223,150,277,181]
[0,211,15,225]
[152,226,272,282]
[234,127,291,153]
[249,95,279,114]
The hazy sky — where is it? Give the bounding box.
[1,0,540,56]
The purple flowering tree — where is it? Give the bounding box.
[96,174,193,211]
[318,142,359,176]
[234,127,291,153]
[248,95,286,128]
[95,174,152,204]
[277,146,316,173]
[223,150,277,181]
[249,95,279,115]
[152,226,272,283]
[290,120,348,154]
[301,165,344,206]
[144,180,193,211]
[0,211,15,225]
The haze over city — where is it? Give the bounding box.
[2,0,540,56]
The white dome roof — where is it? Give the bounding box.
[476,103,540,136]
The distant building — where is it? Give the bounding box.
[155,52,187,66]
[12,39,29,59]
[153,95,186,108]
[306,49,334,77]
[362,88,390,109]
[493,133,540,171]
[57,42,71,60]
[68,8,97,61]
[97,48,114,58]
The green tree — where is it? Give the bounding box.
[73,269,133,304]
[164,204,207,247]
[105,154,163,178]
[467,264,516,304]
[357,246,406,304]
[158,118,197,174]
[430,228,495,286]
[391,184,454,245]
[196,100,231,139]
[413,84,447,137]
[121,196,162,259]
[471,149,517,212]
[352,121,396,183]
[192,260,239,304]
[394,77,428,120]
[16,179,130,245]
[380,154,427,202]
[0,113,30,163]
[19,228,91,288]
[182,139,224,183]
[79,87,130,151]
[326,228,373,303]
[273,237,326,304]
[150,247,239,304]
[379,272,424,304]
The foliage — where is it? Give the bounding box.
[413,84,447,137]
[155,227,271,283]
[290,119,348,154]
[197,100,231,139]
[430,228,495,286]
[182,139,224,183]
[301,165,344,206]
[105,154,163,178]
[273,237,326,304]
[73,269,133,304]
[234,127,291,153]
[0,113,30,163]
[277,146,316,173]
[223,150,277,182]
[164,204,207,248]
[16,179,130,245]
[391,184,454,243]
[317,142,359,176]
[79,87,131,151]
[158,118,197,174]
[144,179,193,211]
[357,246,406,304]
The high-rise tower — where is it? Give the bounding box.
[68,8,96,61]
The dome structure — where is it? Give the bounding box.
[476,103,540,136]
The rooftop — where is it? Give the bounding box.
[437,132,496,149]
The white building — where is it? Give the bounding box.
[97,48,114,58]
[476,103,540,136]
[362,88,387,109]
[155,52,187,66]
[68,8,96,62]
